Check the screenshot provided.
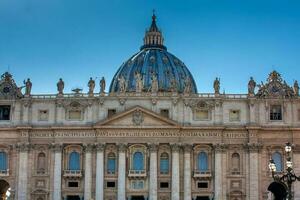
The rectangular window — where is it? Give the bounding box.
[229,110,240,122]
[194,110,210,121]
[160,182,169,189]
[160,109,169,118]
[197,182,208,189]
[270,105,282,121]
[38,110,49,121]
[0,105,10,120]
[106,181,116,188]
[108,109,116,118]
[68,181,79,187]
[68,110,82,120]
[297,109,300,121]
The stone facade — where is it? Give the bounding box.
[0,14,300,200]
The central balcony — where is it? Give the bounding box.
[193,170,212,178]
[63,170,82,178]
[128,170,147,178]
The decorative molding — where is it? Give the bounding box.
[118,97,126,105]
[148,143,158,152]
[15,142,31,152]
[183,143,192,153]
[213,143,228,153]
[50,143,63,152]
[95,143,106,152]
[117,143,127,152]
[245,143,263,152]
[170,143,181,152]
[83,143,94,153]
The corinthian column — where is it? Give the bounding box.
[214,143,227,200]
[149,143,158,200]
[17,143,30,200]
[95,143,105,200]
[183,144,192,200]
[117,143,127,200]
[171,143,180,200]
[84,144,94,200]
[52,143,63,200]
[247,143,261,200]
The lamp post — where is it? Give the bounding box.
[268,142,300,200]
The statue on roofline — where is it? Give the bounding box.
[100,77,106,94]
[213,77,220,94]
[88,77,95,95]
[248,77,256,96]
[24,78,32,96]
[294,80,299,96]
[57,78,64,95]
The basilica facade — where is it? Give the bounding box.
[0,14,300,200]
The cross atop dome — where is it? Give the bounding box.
[141,12,166,50]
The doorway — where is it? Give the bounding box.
[0,180,10,200]
[66,195,80,200]
[131,196,145,200]
[196,197,210,200]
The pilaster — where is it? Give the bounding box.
[117,143,127,200]
[51,143,63,200]
[16,143,30,200]
[171,143,180,200]
[149,143,158,200]
[95,143,105,200]
[84,144,94,200]
[183,144,192,200]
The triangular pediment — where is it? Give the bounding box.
[94,106,180,128]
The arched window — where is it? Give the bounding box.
[37,152,46,173]
[0,152,7,171]
[133,152,144,170]
[232,153,240,171]
[160,152,169,174]
[107,152,116,174]
[198,152,208,171]
[69,151,80,170]
[272,152,283,172]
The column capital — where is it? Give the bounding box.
[83,143,94,153]
[148,143,158,152]
[95,143,106,152]
[50,143,63,152]
[15,142,31,152]
[183,143,193,153]
[245,142,263,152]
[213,143,228,153]
[171,143,181,152]
[117,143,127,152]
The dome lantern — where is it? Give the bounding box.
[141,13,166,50]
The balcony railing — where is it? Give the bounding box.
[0,169,9,176]
[107,170,116,175]
[128,170,147,177]
[63,170,82,177]
[193,170,212,178]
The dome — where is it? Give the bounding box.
[109,14,197,94]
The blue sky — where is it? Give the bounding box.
[0,0,300,94]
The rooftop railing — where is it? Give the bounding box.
[29,92,249,99]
